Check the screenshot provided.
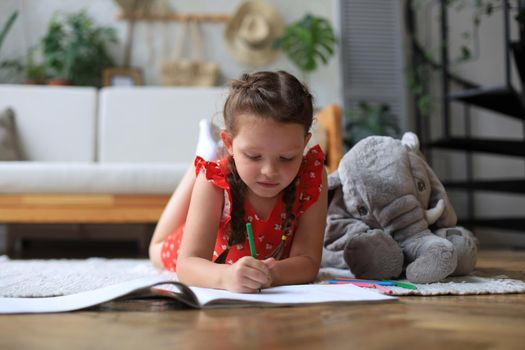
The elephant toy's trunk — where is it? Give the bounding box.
[376,194,429,242]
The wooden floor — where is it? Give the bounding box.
[1,249,524,350]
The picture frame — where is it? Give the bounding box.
[102,67,143,87]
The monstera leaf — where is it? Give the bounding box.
[274,14,336,74]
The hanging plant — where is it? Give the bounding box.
[274,14,336,75]
[405,0,524,119]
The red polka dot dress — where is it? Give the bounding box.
[161,145,324,272]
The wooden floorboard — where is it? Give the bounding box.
[1,249,524,350]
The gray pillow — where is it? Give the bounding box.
[0,108,24,161]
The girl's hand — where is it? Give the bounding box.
[261,258,277,288]
[223,256,271,293]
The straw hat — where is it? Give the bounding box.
[225,0,285,66]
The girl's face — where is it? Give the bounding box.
[221,114,311,199]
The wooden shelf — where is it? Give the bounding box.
[116,11,230,22]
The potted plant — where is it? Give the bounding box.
[274,14,336,82]
[344,101,400,149]
[41,10,117,87]
[22,48,48,84]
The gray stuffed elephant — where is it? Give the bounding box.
[321,132,478,284]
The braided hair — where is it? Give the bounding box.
[215,71,313,263]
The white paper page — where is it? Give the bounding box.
[0,275,175,314]
[189,283,397,306]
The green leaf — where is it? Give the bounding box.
[0,11,18,53]
[275,13,336,74]
[486,4,493,16]
[417,95,432,114]
[344,100,400,147]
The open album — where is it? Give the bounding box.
[0,275,397,314]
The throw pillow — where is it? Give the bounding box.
[0,108,24,161]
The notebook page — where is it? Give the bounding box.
[187,283,397,307]
[0,275,176,314]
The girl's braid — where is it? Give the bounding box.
[270,177,297,259]
[214,155,246,264]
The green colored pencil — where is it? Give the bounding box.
[386,280,418,290]
[246,223,257,258]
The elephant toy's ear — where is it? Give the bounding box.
[402,132,428,160]
[401,132,420,152]
[327,169,342,206]
[328,169,342,190]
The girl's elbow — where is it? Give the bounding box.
[175,257,192,283]
[148,242,164,269]
[304,256,321,282]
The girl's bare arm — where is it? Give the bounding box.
[176,172,271,292]
[267,168,328,286]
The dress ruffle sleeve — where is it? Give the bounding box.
[194,156,232,225]
[194,156,230,190]
[295,145,325,215]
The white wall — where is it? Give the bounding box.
[0,0,342,108]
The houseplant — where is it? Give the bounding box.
[273,14,336,81]
[344,101,400,149]
[42,10,117,86]
[22,48,48,84]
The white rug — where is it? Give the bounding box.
[1,255,525,297]
[317,267,525,295]
[0,256,175,297]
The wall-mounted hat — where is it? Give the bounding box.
[224,0,285,66]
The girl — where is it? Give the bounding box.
[149,71,328,293]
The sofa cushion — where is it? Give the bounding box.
[0,85,97,161]
[0,162,187,194]
[98,87,229,163]
[0,108,24,161]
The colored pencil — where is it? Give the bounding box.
[246,223,257,258]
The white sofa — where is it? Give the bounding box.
[0,85,229,194]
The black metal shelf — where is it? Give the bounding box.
[443,179,525,194]
[449,85,525,120]
[428,138,525,157]
[458,218,525,231]
[511,41,525,85]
